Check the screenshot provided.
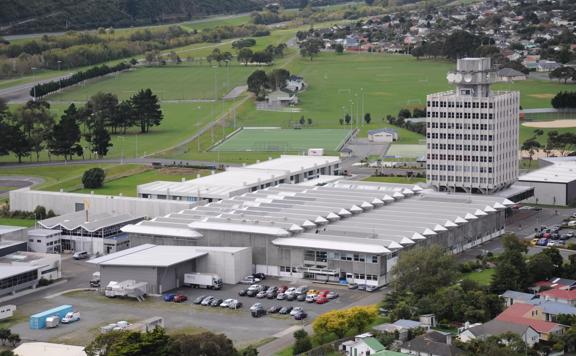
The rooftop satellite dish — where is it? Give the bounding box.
[464,74,473,83]
[454,73,463,83]
[447,73,455,83]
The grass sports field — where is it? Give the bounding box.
[211,128,353,152]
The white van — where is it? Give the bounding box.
[73,251,89,260]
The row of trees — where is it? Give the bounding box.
[522,129,576,165]
[551,91,576,109]
[84,327,256,356]
[30,62,131,98]
[0,89,162,163]
[549,68,576,84]
[237,43,287,66]
[411,30,495,61]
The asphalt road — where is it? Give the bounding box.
[0,72,74,103]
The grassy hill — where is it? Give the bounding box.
[0,0,260,35]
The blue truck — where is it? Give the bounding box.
[29,305,73,329]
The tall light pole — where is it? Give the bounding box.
[361,87,365,127]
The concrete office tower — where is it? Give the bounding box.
[426,57,519,194]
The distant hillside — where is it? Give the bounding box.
[0,0,353,35]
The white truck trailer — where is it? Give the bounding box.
[184,273,223,289]
[0,305,16,321]
[105,280,148,301]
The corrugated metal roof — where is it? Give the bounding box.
[89,244,207,267]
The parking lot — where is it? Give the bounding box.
[9,276,375,348]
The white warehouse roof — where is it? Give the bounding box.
[248,155,340,173]
[518,161,576,184]
[89,244,207,267]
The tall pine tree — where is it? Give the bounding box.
[130,89,163,133]
[48,104,83,160]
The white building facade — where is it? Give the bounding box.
[426,57,519,194]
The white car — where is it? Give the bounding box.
[285,287,297,296]
[290,307,304,316]
[247,284,261,292]
[220,299,234,307]
[61,311,80,324]
[240,276,261,284]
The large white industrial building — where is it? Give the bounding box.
[426,57,520,194]
[137,155,342,202]
[121,180,513,288]
[517,158,576,206]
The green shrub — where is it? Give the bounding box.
[82,168,106,189]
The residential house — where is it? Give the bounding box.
[497,68,527,82]
[495,303,566,341]
[344,35,361,50]
[400,330,463,356]
[500,290,538,307]
[373,319,425,341]
[528,299,576,322]
[537,60,561,72]
[458,319,539,347]
[341,333,386,356]
[534,277,576,306]
[368,128,398,143]
[285,75,305,92]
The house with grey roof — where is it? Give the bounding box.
[401,331,463,356]
[497,68,527,82]
[458,319,539,347]
[368,128,399,143]
[501,290,539,307]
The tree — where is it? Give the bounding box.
[364,113,371,124]
[34,205,47,220]
[48,104,83,160]
[334,43,344,54]
[313,306,378,341]
[247,70,268,98]
[85,327,170,356]
[300,38,323,61]
[521,138,542,167]
[456,332,535,355]
[82,168,106,189]
[7,125,32,163]
[490,234,529,293]
[339,118,344,125]
[88,123,112,158]
[299,116,306,126]
[344,113,352,125]
[527,253,555,282]
[12,100,55,161]
[444,31,481,60]
[167,332,237,356]
[293,329,312,354]
[251,51,273,65]
[549,67,576,84]
[7,333,20,347]
[398,108,412,119]
[0,329,10,345]
[267,68,290,90]
[237,48,254,66]
[87,92,119,130]
[130,89,163,133]
[307,118,312,126]
[391,244,458,297]
[239,345,258,356]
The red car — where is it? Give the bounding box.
[173,294,188,303]
[316,296,329,304]
[277,286,288,293]
[319,290,330,296]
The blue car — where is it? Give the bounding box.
[163,293,176,302]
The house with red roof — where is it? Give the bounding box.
[534,277,576,306]
[495,303,566,341]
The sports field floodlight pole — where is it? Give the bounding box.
[349,100,354,127]
[361,87,365,128]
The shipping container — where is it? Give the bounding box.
[29,305,73,329]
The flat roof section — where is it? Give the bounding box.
[518,161,576,184]
[0,225,26,235]
[89,244,208,267]
[40,212,144,232]
[249,155,340,173]
[0,265,38,280]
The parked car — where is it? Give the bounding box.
[348,283,358,290]
[286,293,296,301]
[285,287,297,296]
[297,294,307,302]
[327,291,339,299]
[276,292,286,300]
[537,238,549,246]
[548,241,565,247]
[220,299,235,308]
[277,286,288,293]
[229,300,242,309]
[358,284,366,291]
[290,307,304,316]
[268,305,282,314]
[305,294,317,303]
[294,311,308,320]
[366,285,379,292]
[238,289,247,296]
[256,291,267,299]
[210,298,223,307]
[73,251,89,260]
[249,303,263,312]
[319,290,330,297]
[251,309,266,318]
[306,289,319,296]
[246,289,259,297]
[163,293,176,302]
[295,286,308,295]
[253,273,266,280]
[201,296,215,306]
[174,294,188,303]
[193,295,207,304]
[241,275,261,284]
[279,306,293,315]
[564,232,575,238]
[316,296,329,304]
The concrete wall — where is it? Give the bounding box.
[10,188,196,217]
[195,247,252,284]
[516,181,568,206]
